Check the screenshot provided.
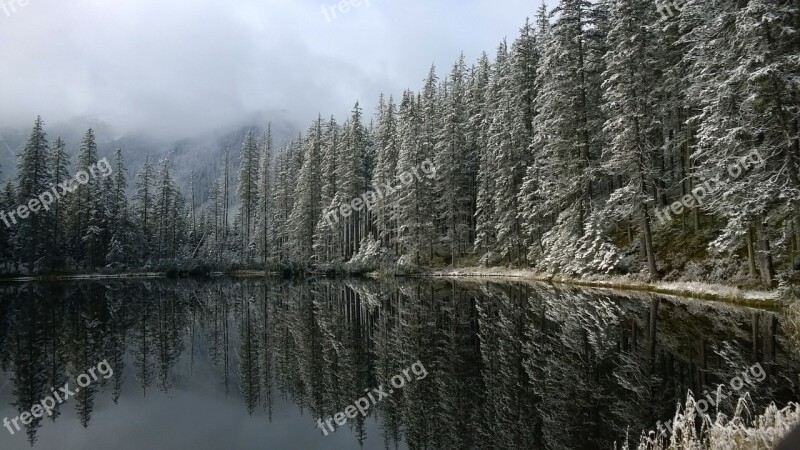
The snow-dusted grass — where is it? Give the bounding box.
[426,267,782,306]
[619,393,800,450]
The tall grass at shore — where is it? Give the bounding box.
[619,393,800,449]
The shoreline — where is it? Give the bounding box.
[0,272,170,283]
[0,267,791,309]
[0,269,284,283]
[422,267,787,309]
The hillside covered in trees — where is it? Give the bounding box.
[0,0,798,289]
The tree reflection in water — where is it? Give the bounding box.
[0,279,797,449]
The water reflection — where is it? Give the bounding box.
[0,279,797,449]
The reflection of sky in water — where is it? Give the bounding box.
[0,356,395,450]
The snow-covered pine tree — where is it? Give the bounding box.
[373,95,400,252]
[205,176,225,262]
[222,146,231,245]
[601,0,662,278]
[337,103,369,260]
[133,155,155,263]
[433,54,471,265]
[289,117,324,265]
[237,131,260,262]
[154,157,175,258]
[649,0,700,232]
[531,0,605,246]
[488,42,518,264]
[691,0,800,287]
[472,52,496,257]
[48,136,70,269]
[255,124,273,266]
[106,149,131,266]
[518,5,552,262]
[154,156,186,259]
[313,117,343,264]
[417,67,440,262]
[396,90,434,265]
[66,128,105,268]
[14,116,51,272]
[272,140,301,264]
[485,40,526,264]
[493,22,540,265]
[0,182,14,271]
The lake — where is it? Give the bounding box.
[0,278,797,449]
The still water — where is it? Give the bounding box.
[0,278,797,450]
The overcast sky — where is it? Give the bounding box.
[0,0,552,140]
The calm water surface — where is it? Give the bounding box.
[0,278,797,450]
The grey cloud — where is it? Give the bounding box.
[0,0,550,140]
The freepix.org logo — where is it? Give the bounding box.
[3,359,113,436]
[0,0,29,18]
[655,0,686,19]
[0,158,113,229]
[321,0,371,22]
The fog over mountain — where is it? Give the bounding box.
[0,113,298,192]
[0,0,543,142]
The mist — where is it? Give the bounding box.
[0,0,545,141]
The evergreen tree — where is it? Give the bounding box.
[255,125,274,265]
[314,118,342,264]
[106,149,131,266]
[473,52,497,256]
[396,91,434,265]
[0,182,14,271]
[272,141,301,264]
[14,116,50,272]
[601,0,663,278]
[289,117,324,265]
[205,177,225,262]
[48,137,70,269]
[69,129,105,268]
[337,103,369,260]
[691,0,800,287]
[237,131,261,261]
[484,41,528,263]
[373,96,400,251]
[222,146,231,244]
[133,155,155,263]
[154,157,181,258]
[433,55,471,264]
[531,0,606,242]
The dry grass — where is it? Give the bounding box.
[619,392,800,450]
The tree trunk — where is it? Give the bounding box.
[756,220,775,288]
[747,226,758,278]
[641,206,659,280]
